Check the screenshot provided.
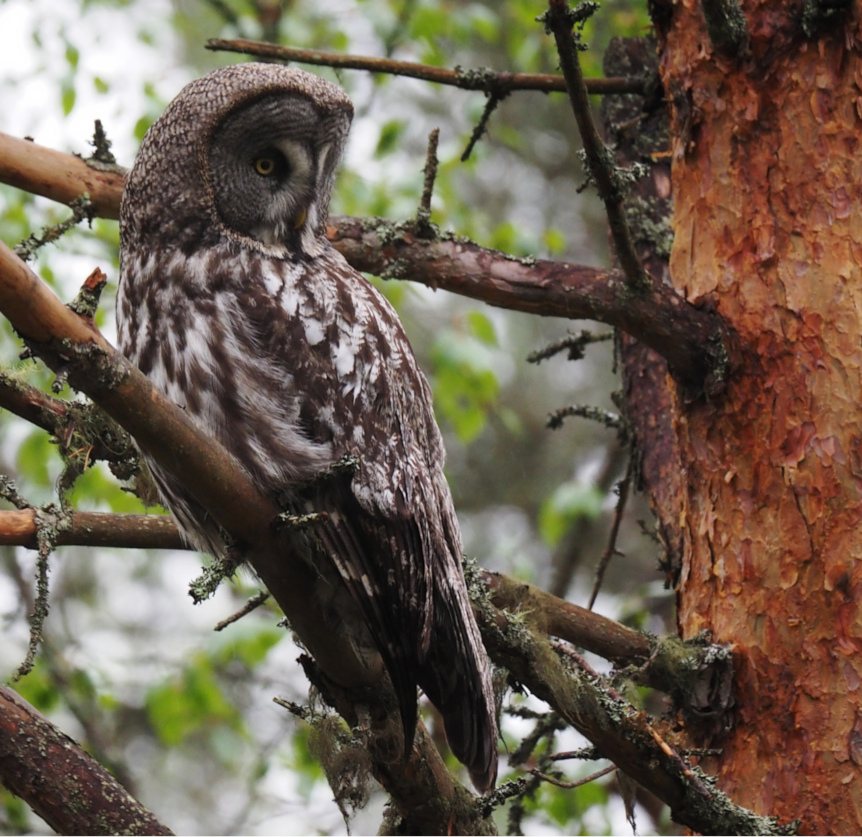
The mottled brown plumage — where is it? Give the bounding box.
[116,63,497,791]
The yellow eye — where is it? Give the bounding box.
[254,156,276,176]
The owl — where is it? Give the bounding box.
[116,63,498,792]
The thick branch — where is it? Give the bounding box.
[0,133,124,219]
[483,570,650,662]
[328,216,724,384]
[0,132,727,385]
[205,39,644,95]
[482,571,734,715]
[0,684,172,835]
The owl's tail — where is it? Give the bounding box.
[418,581,499,794]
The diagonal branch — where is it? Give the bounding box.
[205,39,644,95]
[0,239,477,833]
[0,132,729,385]
[475,599,792,835]
[0,684,172,835]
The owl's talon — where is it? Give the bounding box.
[51,367,70,394]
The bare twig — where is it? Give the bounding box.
[587,455,633,610]
[415,128,439,237]
[548,746,600,761]
[0,475,30,510]
[15,506,71,680]
[531,763,616,789]
[461,92,507,161]
[214,590,271,631]
[528,330,613,364]
[549,441,627,598]
[205,39,645,96]
[14,195,95,262]
[546,404,624,432]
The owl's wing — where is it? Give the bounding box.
[254,256,496,787]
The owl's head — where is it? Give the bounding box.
[121,63,354,259]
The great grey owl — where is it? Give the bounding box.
[116,63,498,791]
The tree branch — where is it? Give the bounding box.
[475,599,791,835]
[0,132,728,385]
[0,506,735,725]
[0,133,124,219]
[328,216,724,384]
[0,684,173,835]
[0,368,141,469]
[204,39,645,96]
[0,509,180,550]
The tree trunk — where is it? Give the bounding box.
[655,3,862,832]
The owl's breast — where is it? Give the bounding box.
[118,248,335,499]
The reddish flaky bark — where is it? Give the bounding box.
[657,3,862,832]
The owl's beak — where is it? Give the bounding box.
[293,207,307,230]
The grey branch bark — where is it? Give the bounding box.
[0,684,173,835]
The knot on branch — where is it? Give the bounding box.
[68,267,107,320]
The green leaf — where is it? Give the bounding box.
[67,464,149,514]
[65,44,80,71]
[375,119,406,157]
[61,84,76,116]
[431,329,500,444]
[15,429,53,490]
[542,227,567,255]
[212,626,282,669]
[133,115,154,142]
[538,480,604,546]
[0,787,30,831]
[289,724,327,799]
[14,660,62,713]
[146,653,243,747]
[466,311,498,346]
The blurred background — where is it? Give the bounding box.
[0,1,674,833]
